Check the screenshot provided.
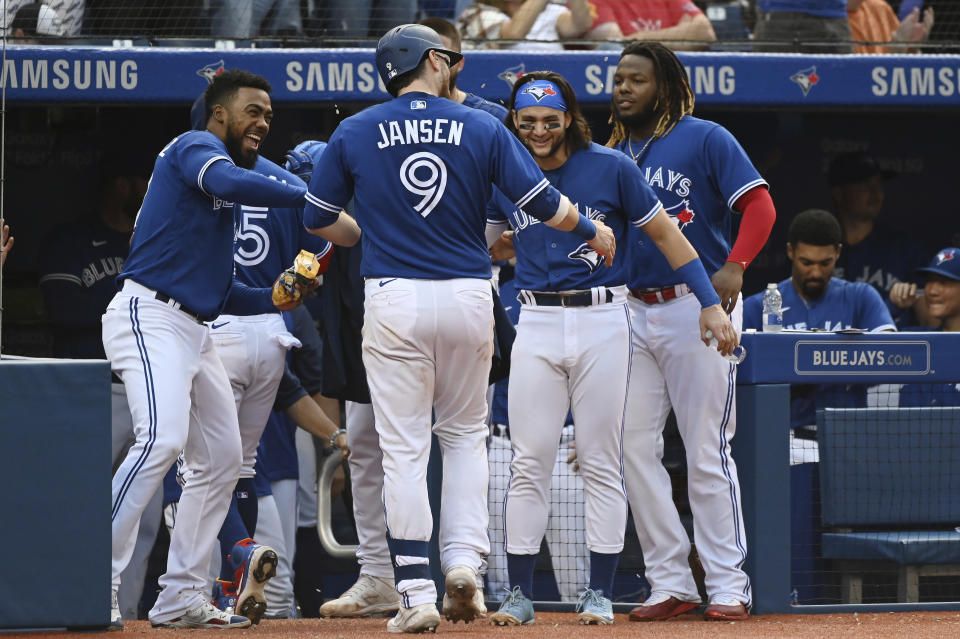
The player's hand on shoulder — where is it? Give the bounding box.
[699,305,738,356]
[890,281,920,309]
[587,219,615,267]
[490,230,516,262]
[710,262,744,314]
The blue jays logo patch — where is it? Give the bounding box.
[522,84,557,102]
[197,60,225,84]
[498,63,526,88]
[936,249,956,264]
[665,199,696,230]
[790,66,820,97]
[568,243,604,273]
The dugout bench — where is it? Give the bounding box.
[735,331,960,614]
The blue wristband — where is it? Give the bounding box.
[571,214,597,240]
[675,259,721,308]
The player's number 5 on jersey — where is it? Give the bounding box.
[235,208,270,267]
[400,151,447,218]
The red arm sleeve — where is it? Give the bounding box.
[727,186,776,270]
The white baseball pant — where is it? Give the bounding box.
[624,291,750,605]
[505,291,631,558]
[103,280,242,622]
[255,483,297,617]
[362,277,493,607]
[111,383,163,620]
[296,428,319,529]
[487,424,588,602]
[344,400,394,579]
[210,313,298,479]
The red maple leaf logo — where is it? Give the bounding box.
[808,73,819,85]
[677,208,694,224]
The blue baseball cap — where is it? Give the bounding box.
[916,248,960,281]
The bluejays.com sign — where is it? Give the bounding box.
[794,341,931,376]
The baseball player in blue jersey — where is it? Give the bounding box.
[102,69,308,630]
[316,22,509,622]
[205,143,333,624]
[484,71,736,627]
[899,248,960,406]
[485,276,589,604]
[742,209,895,432]
[607,42,777,622]
[303,24,616,633]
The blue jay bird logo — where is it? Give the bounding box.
[568,244,604,272]
[498,63,526,87]
[197,60,225,84]
[521,84,558,102]
[790,66,820,97]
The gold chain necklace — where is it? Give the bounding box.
[627,134,654,163]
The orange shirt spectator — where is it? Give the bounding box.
[848,0,933,53]
[587,0,715,48]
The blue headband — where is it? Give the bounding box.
[513,81,567,112]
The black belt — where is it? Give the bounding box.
[492,424,510,439]
[530,289,614,307]
[154,291,208,324]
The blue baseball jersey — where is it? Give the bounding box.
[613,115,767,289]
[834,225,928,325]
[257,411,299,482]
[742,277,895,332]
[233,155,330,290]
[462,93,509,122]
[304,92,563,280]
[121,130,305,319]
[40,217,131,358]
[488,143,661,291]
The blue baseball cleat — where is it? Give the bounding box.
[229,538,278,625]
[488,586,535,626]
[212,579,237,614]
[576,588,614,625]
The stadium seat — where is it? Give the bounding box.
[817,407,960,603]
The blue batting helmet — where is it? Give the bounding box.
[376,24,462,96]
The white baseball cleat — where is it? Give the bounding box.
[387,602,441,634]
[442,565,486,623]
[150,602,251,629]
[319,574,402,617]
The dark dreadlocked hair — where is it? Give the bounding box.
[605,41,694,149]
[506,70,592,154]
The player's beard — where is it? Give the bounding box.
[521,132,566,163]
[614,96,660,136]
[800,277,828,300]
[447,67,459,96]
[225,122,259,169]
[437,66,452,99]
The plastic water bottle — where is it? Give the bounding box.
[762,283,783,332]
[705,330,747,364]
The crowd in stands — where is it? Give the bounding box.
[4,0,960,50]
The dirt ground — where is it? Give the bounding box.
[6,611,960,639]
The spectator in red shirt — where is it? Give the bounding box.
[587,0,716,49]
